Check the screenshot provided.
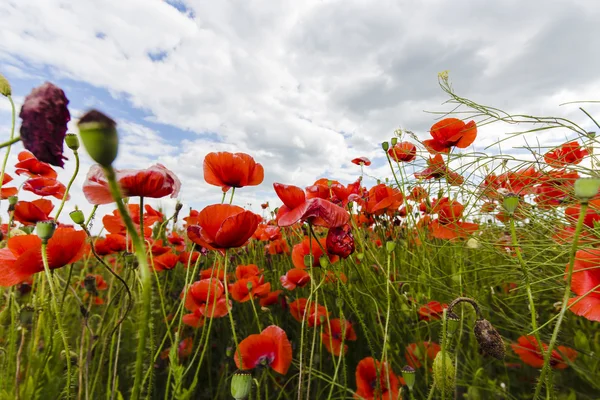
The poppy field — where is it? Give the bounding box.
[1,72,600,400]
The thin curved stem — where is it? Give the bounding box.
[54,150,80,220]
[0,96,17,195]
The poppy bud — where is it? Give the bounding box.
[19,305,35,327]
[8,195,18,206]
[432,352,455,396]
[83,275,98,296]
[587,131,596,140]
[230,371,253,400]
[473,318,505,360]
[0,73,11,97]
[77,110,119,168]
[381,141,389,151]
[356,253,364,261]
[70,209,85,225]
[502,194,519,215]
[226,347,234,357]
[65,133,80,151]
[574,178,600,202]
[385,241,396,254]
[319,255,329,268]
[446,311,460,337]
[36,220,56,243]
[326,225,355,259]
[391,137,398,146]
[335,298,344,308]
[401,365,416,391]
[175,202,183,212]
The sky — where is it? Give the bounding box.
[1,0,599,231]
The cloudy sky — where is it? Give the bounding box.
[1,0,599,228]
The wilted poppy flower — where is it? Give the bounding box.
[0,173,18,199]
[566,248,600,321]
[354,357,401,400]
[511,336,577,369]
[351,157,371,166]
[234,325,292,375]
[83,164,181,205]
[544,141,588,168]
[13,199,54,226]
[204,151,264,192]
[0,227,87,286]
[321,318,357,356]
[280,268,311,290]
[291,236,338,269]
[289,298,329,327]
[19,82,70,167]
[326,224,355,259]
[423,118,477,154]
[14,151,57,179]
[418,301,448,321]
[405,342,441,369]
[23,177,68,200]
[274,183,349,228]
[388,141,417,162]
[261,202,269,209]
[363,184,404,215]
[187,204,261,253]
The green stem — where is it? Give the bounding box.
[54,150,80,220]
[534,202,588,399]
[0,97,17,195]
[0,136,20,148]
[41,242,72,399]
[229,187,236,205]
[139,196,144,238]
[222,250,241,362]
[103,166,152,400]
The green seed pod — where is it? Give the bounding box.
[502,194,519,215]
[319,255,329,268]
[433,351,455,396]
[391,137,398,146]
[385,241,396,254]
[574,178,600,202]
[381,141,390,151]
[8,195,18,206]
[473,318,505,360]
[0,73,11,97]
[230,371,253,400]
[77,110,119,168]
[36,220,56,243]
[65,133,80,151]
[401,365,416,390]
[70,209,85,225]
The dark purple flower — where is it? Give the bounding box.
[326,224,355,259]
[19,82,70,167]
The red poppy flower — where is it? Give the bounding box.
[187,204,261,253]
[354,357,401,400]
[305,178,340,201]
[235,264,262,280]
[14,150,57,179]
[259,290,283,307]
[511,336,577,369]
[289,298,329,327]
[152,251,179,272]
[265,238,290,255]
[321,318,357,356]
[83,164,181,205]
[253,224,282,241]
[351,157,371,166]
[388,141,417,162]
[405,342,441,369]
[418,301,448,321]
[326,224,355,259]
[183,209,199,228]
[234,325,292,375]
[566,248,600,321]
[291,236,338,269]
[183,278,230,320]
[0,227,87,286]
[423,118,477,154]
[204,151,264,192]
[408,186,428,202]
[229,276,271,302]
[280,268,311,290]
[363,184,404,215]
[161,337,194,361]
[0,173,18,199]
[23,177,68,200]
[533,170,578,208]
[330,179,364,207]
[12,199,54,226]
[167,231,186,251]
[102,204,157,238]
[93,233,128,256]
[497,167,540,196]
[414,154,447,180]
[178,251,201,266]
[274,183,349,228]
[429,198,479,240]
[480,201,497,213]
[544,141,589,168]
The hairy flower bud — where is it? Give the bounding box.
[0,73,11,97]
[474,318,505,360]
[326,224,355,259]
[433,352,455,396]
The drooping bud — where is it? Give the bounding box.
[473,318,505,360]
[65,133,80,151]
[574,178,600,203]
[502,193,519,215]
[446,311,461,337]
[36,220,56,243]
[70,209,85,225]
[326,224,355,259]
[401,365,416,390]
[432,352,455,396]
[0,73,11,97]
[77,110,119,168]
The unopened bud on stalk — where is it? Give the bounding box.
[474,318,505,360]
[502,194,519,215]
[401,365,416,390]
[36,220,56,243]
[77,110,119,167]
[381,141,389,151]
[70,209,85,225]
[84,275,98,296]
[319,255,329,268]
[8,195,18,206]
[433,352,455,396]
[0,73,11,97]
[65,133,80,151]
[574,178,600,202]
[385,241,396,254]
[230,371,253,400]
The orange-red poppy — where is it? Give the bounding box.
[388,141,417,162]
[23,177,68,200]
[544,141,588,168]
[83,164,180,205]
[289,298,329,327]
[93,233,128,256]
[253,224,282,241]
[14,150,57,179]
[234,325,292,375]
[152,251,179,272]
[280,268,310,290]
[321,318,357,356]
[354,357,401,400]
[0,227,87,286]
[351,157,371,166]
[511,336,577,369]
[178,251,201,266]
[229,276,271,302]
[0,173,18,199]
[414,154,448,181]
[291,236,338,269]
[265,238,290,255]
[363,184,404,215]
[187,204,261,253]
[306,178,340,201]
[235,264,262,280]
[167,231,186,251]
[418,300,448,321]
[423,118,477,154]
[160,337,194,361]
[182,278,230,326]
[274,183,349,228]
[497,167,540,196]
[533,170,578,208]
[12,199,54,226]
[259,290,283,307]
[429,198,479,240]
[102,204,158,238]
[408,186,428,202]
[204,151,264,192]
[405,342,441,369]
[326,224,355,259]
[330,179,364,207]
[566,248,600,321]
